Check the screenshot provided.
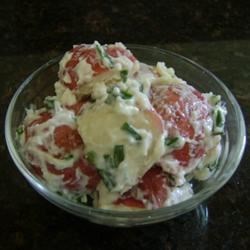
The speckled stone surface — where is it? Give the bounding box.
[1,0,250,55]
[0,1,250,249]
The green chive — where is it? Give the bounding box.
[121,122,142,141]
[95,44,104,60]
[216,110,223,127]
[95,42,114,68]
[120,90,133,99]
[99,170,116,190]
[56,191,63,196]
[105,95,115,104]
[104,154,114,169]
[90,98,96,103]
[212,108,225,135]
[140,83,144,92]
[166,173,176,187]
[165,137,179,146]
[86,151,97,165]
[64,154,74,160]
[76,195,87,204]
[120,69,128,82]
[16,126,24,135]
[212,131,224,136]
[113,145,125,168]
[44,97,55,109]
[207,161,218,172]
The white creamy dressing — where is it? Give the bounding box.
[58,42,140,98]
[77,99,166,194]
[75,59,94,85]
[22,103,80,169]
[58,51,73,84]
[164,183,193,206]
[153,62,186,85]
[54,81,77,106]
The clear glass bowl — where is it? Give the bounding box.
[5,45,246,227]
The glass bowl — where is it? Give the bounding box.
[5,45,246,227]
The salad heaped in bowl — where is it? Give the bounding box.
[16,41,227,211]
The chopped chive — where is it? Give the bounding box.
[212,132,224,136]
[212,108,225,135]
[120,90,133,99]
[140,83,144,92]
[105,87,116,104]
[104,154,114,169]
[120,69,128,82]
[207,161,218,172]
[44,97,55,109]
[95,42,114,68]
[165,137,179,146]
[85,195,94,206]
[107,87,113,94]
[95,44,104,59]
[216,110,223,127]
[76,195,87,204]
[86,151,96,165]
[16,126,24,135]
[99,170,116,190]
[90,98,96,103]
[76,196,84,204]
[64,154,74,160]
[113,145,125,168]
[56,191,63,196]
[105,95,115,104]
[184,173,193,182]
[121,122,142,141]
[166,173,176,187]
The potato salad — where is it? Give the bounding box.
[16,42,226,210]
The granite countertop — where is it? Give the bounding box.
[1,0,250,55]
[0,40,249,250]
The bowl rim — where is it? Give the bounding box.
[5,45,246,220]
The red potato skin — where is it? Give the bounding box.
[138,165,168,208]
[64,47,108,89]
[113,166,168,209]
[54,125,83,152]
[62,44,137,90]
[46,158,101,192]
[150,84,209,166]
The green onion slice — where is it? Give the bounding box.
[120,69,128,83]
[165,137,179,147]
[104,154,114,169]
[44,97,55,109]
[121,122,142,140]
[120,90,133,99]
[86,151,97,165]
[64,154,74,160]
[99,170,116,190]
[215,110,223,127]
[16,126,24,135]
[113,145,125,168]
[212,108,225,135]
[95,42,114,68]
